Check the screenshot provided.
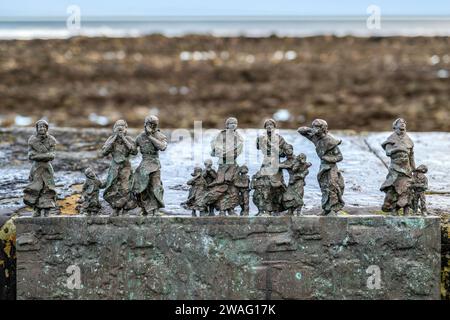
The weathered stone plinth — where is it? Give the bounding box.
[442,216,450,299]
[16,215,441,300]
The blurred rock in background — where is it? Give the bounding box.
[0,35,449,131]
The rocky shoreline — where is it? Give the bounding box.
[0,35,449,131]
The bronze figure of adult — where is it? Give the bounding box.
[101,119,137,215]
[23,119,58,217]
[132,115,168,216]
[380,118,415,215]
[203,117,243,215]
[255,119,288,215]
[298,119,345,215]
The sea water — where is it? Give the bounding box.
[1,16,450,39]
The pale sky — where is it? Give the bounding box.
[1,0,449,17]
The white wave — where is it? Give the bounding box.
[1,20,450,39]
[0,27,144,40]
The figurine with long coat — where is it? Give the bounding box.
[23,119,58,217]
[101,119,137,215]
[202,117,243,215]
[380,118,415,214]
[298,119,345,215]
[256,119,289,214]
[132,115,168,216]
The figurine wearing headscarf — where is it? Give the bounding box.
[132,115,168,216]
[23,119,58,217]
[101,119,137,215]
[202,117,243,215]
[298,119,345,215]
[380,118,415,215]
[210,117,244,183]
[255,119,288,215]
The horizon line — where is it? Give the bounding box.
[1,15,450,22]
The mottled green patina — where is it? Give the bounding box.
[14,215,441,300]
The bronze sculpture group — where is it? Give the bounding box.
[23,116,429,217]
[380,118,428,215]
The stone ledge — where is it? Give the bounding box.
[16,215,441,300]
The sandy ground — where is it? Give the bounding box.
[0,35,449,131]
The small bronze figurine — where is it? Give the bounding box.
[182,166,208,217]
[203,159,217,184]
[210,117,243,184]
[132,115,168,216]
[23,119,58,217]
[380,118,415,215]
[202,117,243,216]
[101,119,137,216]
[280,146,311,215]
[298,119,345,215]
[255,119,289,215]
[234,165,250,216]
[202,159,217,216]
[76,167,104,215]
[412,164,428,215]
[251,170,269,216]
